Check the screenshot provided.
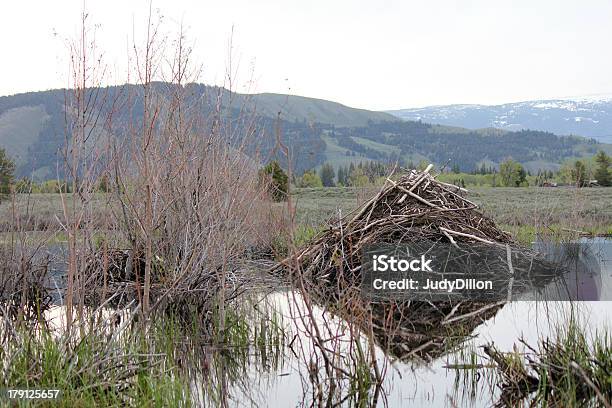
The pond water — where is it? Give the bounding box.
[39,239,612,407]
[229,238,612,407]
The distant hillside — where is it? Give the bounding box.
[1,85,611,178]
[0,89,66,179]
[317,121,611,173]
[386,96,612,144]
[171,84,398,127]
[248,93,398,127]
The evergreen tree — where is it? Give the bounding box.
[337,166,346,186]
[519,166,528,184]
[594,150,611,186]
[343,165,350,186]
[319,163,335,187]
[260,161,289,201]
[0,147,15,198]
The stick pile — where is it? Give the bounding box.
[276,166,513,284]
[275,167,520,362]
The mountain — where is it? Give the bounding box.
[247,93,398,127]
[318,122,610,173]
[0,84,395,178]
[0,85,611,179]
[386,95,612,144]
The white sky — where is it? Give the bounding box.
[2,0,612,110]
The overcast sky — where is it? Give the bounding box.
[3,0,612,110]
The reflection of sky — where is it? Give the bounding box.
[531,239,612,300]
[579,237,612,299]
[247,302,610,407]
[238,239,612,408]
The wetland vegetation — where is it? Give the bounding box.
[0,7,611,408]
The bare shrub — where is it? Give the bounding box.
[76,17,277,332]
[0,191,55,322]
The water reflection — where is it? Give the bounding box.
[531,238,611,301]
[228,239,611,407]
[16,239,612,407]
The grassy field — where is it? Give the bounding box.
[287,186,612,243]
[2,186,612,244]
[0,193,111,234]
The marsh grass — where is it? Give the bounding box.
[7,186,612,243]
[527,320,611,407]
[0,290,289,407]
[1,312,191,407]
[447,344,499,406]
[446,308,612,407]
[446,316,611,407]
[271,224,321,259]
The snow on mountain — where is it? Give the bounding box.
[386,96,612,144]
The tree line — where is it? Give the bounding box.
[3,146,611,206]
[0,147,113,201]
[259,160,392,200]
[445,150,611,188]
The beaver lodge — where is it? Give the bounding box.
[274,166,556,363]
